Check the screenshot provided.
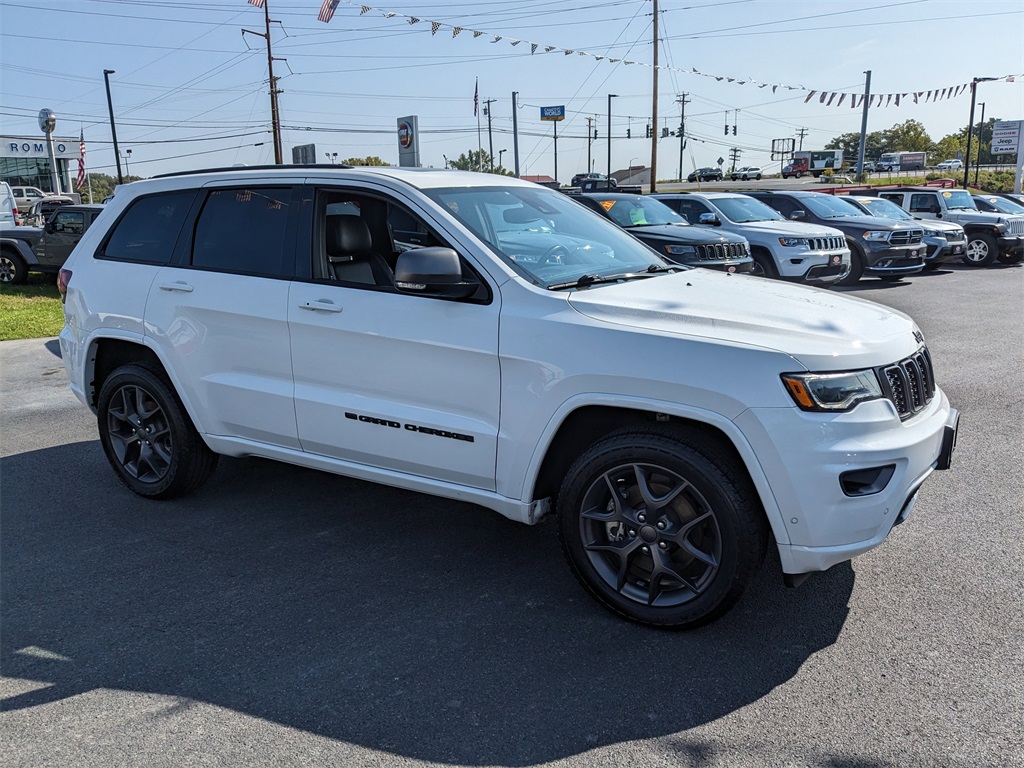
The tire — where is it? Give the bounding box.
[838,241,865,285]
[755,174,762,181]
[748,249,779,279]
[996,251,1023,264]
[556,426,768,629]
[0,249,28,284]
[962,233,998,267]
[97,363,218,499]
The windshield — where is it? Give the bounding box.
[802,194,866,219]
[979,196,1024,214]
[595,196,688,228]
[943,190,976,210]
[712,196,785,223]
[855,197,914,220]
[424,185,670,289]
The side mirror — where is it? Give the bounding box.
[697,212,720,226]
[395,247,478,299]
[790,210,806,220]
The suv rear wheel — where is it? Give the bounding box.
[97,364,218,499]
[556,426,767,629]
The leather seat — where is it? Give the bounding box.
[325,215,392,286]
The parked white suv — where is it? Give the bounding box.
[653,191,851,284]
[935,159,963,171]
[730,166,763,181]
[59,166,958,629]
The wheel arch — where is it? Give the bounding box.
[528,402,787,546]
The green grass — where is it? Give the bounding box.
[0,274,65,341]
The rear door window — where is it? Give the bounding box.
[191,187,295,278]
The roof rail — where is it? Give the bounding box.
[153,163,355,179]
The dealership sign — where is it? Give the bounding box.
[2,137,78,158]
[991,120,1022,155]
[397,115,420,167]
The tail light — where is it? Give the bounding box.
[57,268,72,302]
[13,205,19,225]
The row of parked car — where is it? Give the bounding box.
[564,186,1024,287]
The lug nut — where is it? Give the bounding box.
[638,514,646,523]
[657,521,665,529]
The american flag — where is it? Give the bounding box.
[247,0,264,7]
[318,0,339,23]
[473,79,479,117]
[77,129,86,189]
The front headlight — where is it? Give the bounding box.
[863,231,890,241]
[778,237,806,247]
[781,370,883,412]
[664,244,697,256]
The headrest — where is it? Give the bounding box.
[326,215,372,254]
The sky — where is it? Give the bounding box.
[1,0,1023,184]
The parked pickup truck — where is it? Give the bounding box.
[863,187,1024,266]
[0,203,105,283]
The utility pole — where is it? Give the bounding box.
[102,69,123,184]
[483,98,496,169]
[512,91,520,178]
[676,93,689,182]
[649,0,659,192]
[855,71,871,182]
[729,147,742,175]
[796,127,809,152]
[243,0,283,164]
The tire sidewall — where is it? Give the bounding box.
[962,234,997,266]
[0,251,27,284]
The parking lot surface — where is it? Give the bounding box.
[2,263,1022,767]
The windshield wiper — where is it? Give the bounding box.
[547,265,676,290]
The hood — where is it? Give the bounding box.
[917,219,964,234]
[626,223,746,246]
[721,218,843,239]
[0,225,43,240]
[566,269,918,370]
[819,215,918,231]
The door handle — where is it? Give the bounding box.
[300,300,343,313]
[159,281,194,293]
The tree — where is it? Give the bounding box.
[825,130,886,159]
[341,155,388,166]
[882,119,932,152]
[447,148,513,175]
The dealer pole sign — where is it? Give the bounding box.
[541,106,564,184]
[991,120,1023,194]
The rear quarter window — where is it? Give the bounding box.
[101,191,196,264]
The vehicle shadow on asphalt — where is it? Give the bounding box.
[1,443,854,765]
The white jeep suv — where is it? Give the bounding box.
[58,166,958,629]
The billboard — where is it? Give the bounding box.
[292,143,317,164]
[540,106,565,122]
[991,120,1021,155]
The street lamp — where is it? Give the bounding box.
[103,69,123,184]
[974,102,986,186]
[122,148,132,178]
[325,152,338,164]
[607,94,618,183]
[498,148,507,168]
[964,77,997,188]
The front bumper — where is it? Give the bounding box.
[997,234,1024,254]
[923,235,966,264]
[783,248,850,285]
[735,389,956,575]
[863,243,926,276]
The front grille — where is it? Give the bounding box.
[945,231,964,242]
[1006,218,1024,236]
[696,242,748,261]
[878,346,936,419]
[808,235,845,251]
[889,229,924,245]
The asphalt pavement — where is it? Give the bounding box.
[2,263,1022,767]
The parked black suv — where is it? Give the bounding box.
[575,193,753,272]
[0,203,105,283]
[743,190,925,285]
[687,167,723,183]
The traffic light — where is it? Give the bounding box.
[724,124,729,135]
[732,125,737,135]
[662,127,669,138]
[593,128,598,140]
[646,123,652,138]
[627,128,631,138]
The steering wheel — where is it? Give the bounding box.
[540,245,570,265]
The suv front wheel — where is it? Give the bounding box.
[97,363,218,499]
[557,426,766,629]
